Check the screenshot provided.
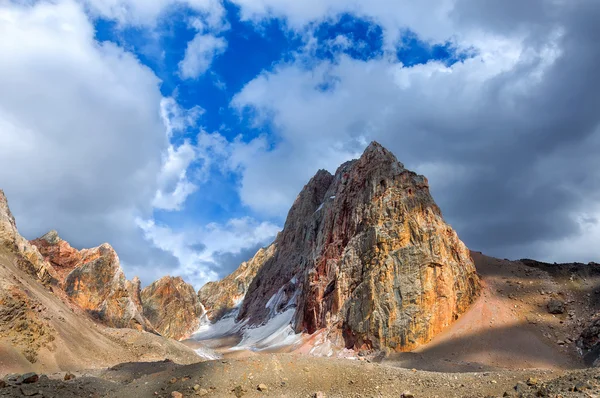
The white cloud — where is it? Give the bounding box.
[160,97,204,138]
[137,216,280,288]
[153,141,199,211]
[84,0,226,28]
[0,0,188,277]
[179,33,227,79]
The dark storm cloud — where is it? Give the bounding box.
[420,0,600,259]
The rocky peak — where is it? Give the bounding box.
[235,142,480,352]
[40,230,60,245]
[31,232,154,332]
[141,276,205,340]
[198,243,277,321]
[0,190,57,285]
[30,230,82,283]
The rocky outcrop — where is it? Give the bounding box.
[0,190,58,285]
[31,231,154,332]
[578,316,600,367]
[141,277,205,340]
[236,142,480,352]
[198,243,276,321]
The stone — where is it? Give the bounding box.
[141,276,205,340]
[17,373,39,384]
[232,385,245,397]
[171,392,183,398]
[19,385,41,396]
[63,372,76,381]
[169,377,178,384]
[193,384,201,391]
[196,388,209,396]
[527,377,538,386]
[0,380,5,388]
[514,381,528,393]
[198,244,276,322]
[235,142,480,351]
[257,383,268,392]
[31,232,154,332]
[574,381,591,391]
[547,299,565,314]
[577,315,600,366]
[401,392,415,398]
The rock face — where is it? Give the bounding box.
[578,315,600,367]
[0,190,58,285]
[198,243,276,321]
[31,231,154,332]
[236,142,480,351]
[141,277,205,340]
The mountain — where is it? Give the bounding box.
[0,190,200,374]
[198,243,276,321]
[141,276,206,340]
[198,142,480,352]
[31,231,154,332]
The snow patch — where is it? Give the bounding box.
[231,309,302,351]
[190,309,245,340]
[194,345,222,361]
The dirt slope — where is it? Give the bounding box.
[0,248,201,376]
[385,252,588,372]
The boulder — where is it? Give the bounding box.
[547,299,565,314]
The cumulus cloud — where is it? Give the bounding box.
[179,33,227,79]
[226,0,600,262]
[137,216,280,288]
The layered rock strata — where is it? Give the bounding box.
[235,142,480,351]
[198,243,276,321]
[31,231,153,331]
[142,276,205,340]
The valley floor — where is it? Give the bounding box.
[2,252,600,397]
[1,354,599,397]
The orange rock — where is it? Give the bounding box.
[0,190,58,285]
[141,276,205,340]
[31,231,154,331]
[198,243,276,321]
[236,142,480,351]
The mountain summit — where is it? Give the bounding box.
[200,142,480,352]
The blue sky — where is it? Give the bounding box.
[1,0,599,289]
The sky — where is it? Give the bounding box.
[1,0,599,290]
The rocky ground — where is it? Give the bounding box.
[0,355,598,398]
[1,251,599,397]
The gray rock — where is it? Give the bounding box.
[547,299,565,314]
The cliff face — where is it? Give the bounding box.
[0,191,58,285]
[141,276,205,340]
[236,142,480,352]
[198,243,276,321]
[31,231,154,332]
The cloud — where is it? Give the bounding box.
[226,0,600,262]
[137,216,280,288]
[179,33,227,79]
[0,0,189,278]
[84,0,226,28]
